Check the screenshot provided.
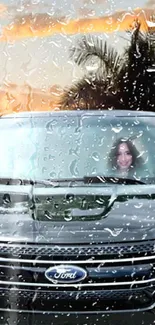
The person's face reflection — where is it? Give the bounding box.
[116,143,132,171]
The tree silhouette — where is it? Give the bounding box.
[60,36,124,110]
[60,78,122,110]
[60,21,155,111]
[118,21,155,111]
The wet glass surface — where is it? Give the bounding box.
[0,0,154,324]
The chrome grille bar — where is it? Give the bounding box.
[0,255,154,264]
[0,278,155,287]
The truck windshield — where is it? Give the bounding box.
[0,114,154,183]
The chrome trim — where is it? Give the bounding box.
[0,278,155,287]
[0,303,155,314]
[0,254,154,264]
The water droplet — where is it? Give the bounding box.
[104,228,123,237]
[134,203,143,209]
[69,159,79,176]
[92,152,99,161]
[101,127,107,132]
[96,198,105,205]
[50,172,56,178]
[112,126,123,133]
[49,155,55,161]
[131,215,137,220]
[85,62,99,72]
[66,194,74,203]
[16,221,24,227]
[44,211,53,220]
[64,214,72,222]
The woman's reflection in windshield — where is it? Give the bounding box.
[108,138,144,178]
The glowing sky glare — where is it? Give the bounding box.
[0,0,153,89]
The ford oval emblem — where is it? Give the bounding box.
[45,265,87,284]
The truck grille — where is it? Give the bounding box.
[0,241,154,313]
[0,240,154,259]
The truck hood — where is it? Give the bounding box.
[0,184,154,243]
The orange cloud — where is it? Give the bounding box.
[0,83,62,115]
[0,8,155,41]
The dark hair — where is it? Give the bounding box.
[108,138,144,172]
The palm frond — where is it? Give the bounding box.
[70,35,124,78]
[59,76,119,110]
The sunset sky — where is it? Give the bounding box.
[0,0,154,90]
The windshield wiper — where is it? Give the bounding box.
[0,176,144,187]
[45,176,145,185]
[0,177,59,187]
[83,176,145,185]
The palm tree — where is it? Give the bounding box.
[60,78,122,110]
[70,36,124,85]
[60,21,155,111]
[118,21,155,110]
[60,36,124,110]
